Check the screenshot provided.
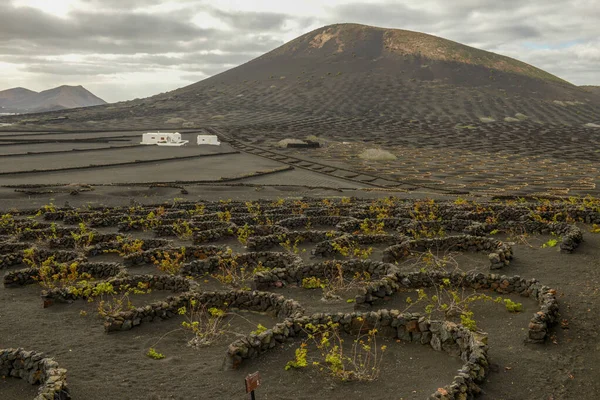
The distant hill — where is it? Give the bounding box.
[1,23,599,128]
[580,86,600,96]
[0,85,106,114]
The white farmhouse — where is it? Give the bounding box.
[141,132,188,146]
[197,135,221,146]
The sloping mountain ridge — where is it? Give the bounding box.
[0,85,106,114]
[0,87,38,109]
[581,86,600,96]
[1,23,598,129]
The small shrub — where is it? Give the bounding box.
[217,210,231,222]
[287,318,386,381]
[278,235,304,254]
[146,348,165,360]
[359,218,385,235]
[173,221,194,240]
[237,224,254,246]
[179,299,228,347]
[96,282,151,317]
[285,343,308,370]
[541,239,558,248]
[331,240,373,259]
[152,248,186,275]
[302,277,327,289]
[503,299,523,312]
[118,239,145,256]
[251,324,268,335]
[211,249,269,289]
[71,223,95,248]
[189,204,205,216]
[35,257,91,290]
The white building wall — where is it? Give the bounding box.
[141,132,188,146]
[197,135,221,145]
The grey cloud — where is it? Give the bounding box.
[1,0,599,102]
[208,8,288,31]
[0,4,208,41]
[332,2,434,30]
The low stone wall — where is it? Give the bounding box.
[3,267,40,287]
[192,225,236,244]
[312,233,405,257]
[0,242,30,270]
[464,220,584,253]
[0,241,32,252]
[254,259,397,290]
[246,230,343,252]
[3,250,84,287]
[78,262,127,279]
[41,274,194,307]
[0,347,70,400]
[153,220,232,237]
[277,215,357,230]
[84,238,173,257]
[47,233,122,250]
[181,251,302,277]
[0,252,24,269]
[191,212,222,222]
[224,310,489,400]
[382,235,513,270]
[17,226,74,241]
[104,289,305,333]
[122,245,226,266]
[356,270,558,343]
[234,251,303,270]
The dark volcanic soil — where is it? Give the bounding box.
[1,197,599,400]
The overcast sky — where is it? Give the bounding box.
[1,0,598,103]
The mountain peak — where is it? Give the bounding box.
[266,23,569,85]
[0,85,106,113]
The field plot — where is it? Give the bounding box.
[1,196,599,399]
[222,119,600,198]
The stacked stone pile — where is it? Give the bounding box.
[0,348,70,400]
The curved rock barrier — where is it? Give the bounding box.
[254,259,396,290]
[382,235,513,270]
[0,348,70,400]
[84,238,173,257]
[277,215,358,230]
[192,224,236,244]
[181,251,303,278]
[246,230,344,252]
[312,233,405,257]
[356,270,558,343]
[224,311,489,400]
[464,221,583,254]
[122,244,226,267]
[41,274,194,307]
[4,261,122,288]
[104,289,305,333]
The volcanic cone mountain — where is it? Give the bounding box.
[0,85,106,114]
[2,23,599,131]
